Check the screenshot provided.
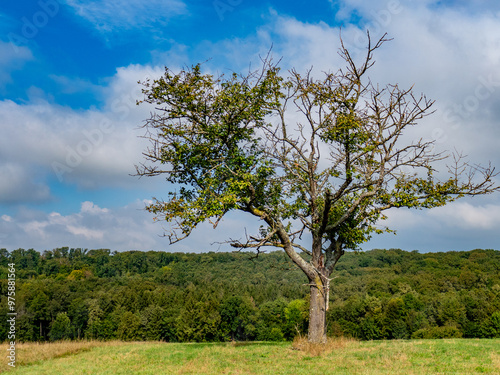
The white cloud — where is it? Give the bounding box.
[0,63,166,196]
[0,41,33,89]
[0,163,51,204]
[363,198,500,252]
[65,0,187,33]
[2,2,499,253]
[66,225,104,240]
[272,7,499,165]
[49,74,103,96]
[81,201,109,214]
[0,200,255,252]
[428,202,500,230]
[1,201,138,250]
[195,5,500,252]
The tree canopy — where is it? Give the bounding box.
[2,247,500,342]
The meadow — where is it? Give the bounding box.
[1,338,499,374]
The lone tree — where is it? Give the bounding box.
[136,34,498,343]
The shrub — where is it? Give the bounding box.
[411,325,463,339]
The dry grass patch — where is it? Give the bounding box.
[0,340,127,373]
[491,352,500,371]
[291,335,355,357]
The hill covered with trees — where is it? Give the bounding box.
[1,248,499,342]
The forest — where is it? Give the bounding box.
[1,247,499,342]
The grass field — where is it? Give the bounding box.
[1,338,499,374]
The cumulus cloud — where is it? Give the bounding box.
[191,5,500,182]
[268,6,499,166]
[363,198,500,252]
[0,200,257,252]
[428,202,500,230]
[0,63,166,198]
[80,201,109,214]
[0,201,143,250]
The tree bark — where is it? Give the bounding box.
[308,276,327,343]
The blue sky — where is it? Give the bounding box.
[1,0,499,253]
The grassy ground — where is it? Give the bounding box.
[1,338,499,374]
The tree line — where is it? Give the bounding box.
[0,247,499,342]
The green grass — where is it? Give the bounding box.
[3,338,500,374]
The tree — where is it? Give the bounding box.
[141,304,166,340]
[27,291,50,340]
[117,311,142,341]
[49,312,72,341]
[220,295,256,341]
[136,33,499,343]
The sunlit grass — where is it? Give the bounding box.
[2,338,499,374]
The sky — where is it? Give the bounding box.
[0,0,499,253]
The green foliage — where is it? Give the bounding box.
[220,296,257,341]
[257,299,288,341]
[117,312,142,341]
[283,299,308,339]
[135,41,498,344]
[176,298,224,342]
[479,311,500,338]
[141,305,167,341]
[49,312,72,341]
[138,64,284,240]
[1,248,500,342]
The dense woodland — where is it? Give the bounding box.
[1,247,500,342]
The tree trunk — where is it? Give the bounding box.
[308,277,327,343]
